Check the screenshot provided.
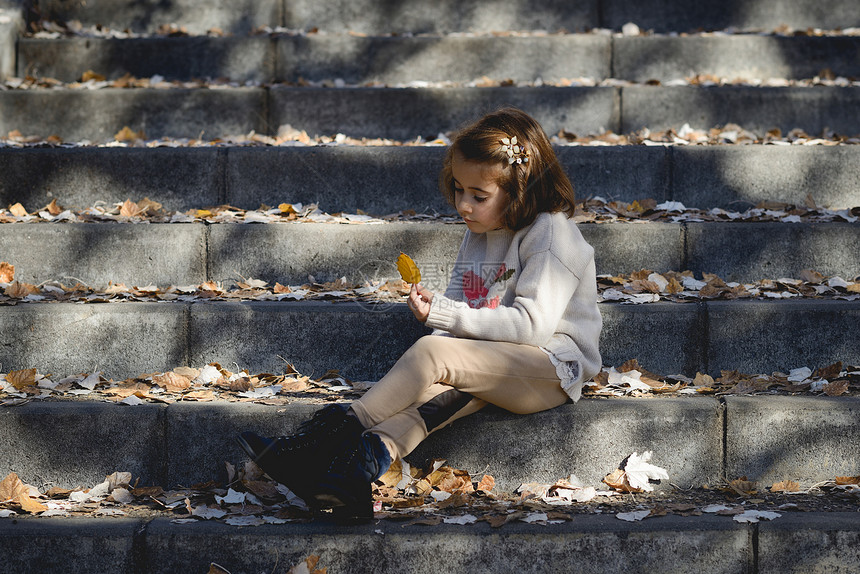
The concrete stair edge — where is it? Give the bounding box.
[16,34,860,84]
[2,145,859,212]
[2,396,859,491]
[23,0,860,33]
[1,299,858,380]
[3,86,860,143]
[1,221,859,287]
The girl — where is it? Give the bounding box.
[238,107,602,518]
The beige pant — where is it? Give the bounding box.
[350,335,569,461]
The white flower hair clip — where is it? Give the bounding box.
[500,136,530,165]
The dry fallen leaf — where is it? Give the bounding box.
[9,203,28,217]
[770,480,800,493]
[835,476,860,485]
[396,252,421,284]
[152,371,192,393]
[0,262,15,283]
[289,555,326,574]
[822,380,849,397]
[6,368,37,391]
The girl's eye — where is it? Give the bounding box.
[475,196,487,203]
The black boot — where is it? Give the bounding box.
[236,404,364,504]
[314,431,391,519]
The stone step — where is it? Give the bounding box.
[27,0,860,34]
[2,145,859,213]
[30,0,281,35]
[3,513,858,574]
[2,394,859,493]
[2,221,859,287]
[0,298,858,380]
[17,34,860,84]
[2,85,859,143]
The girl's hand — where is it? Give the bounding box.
[408,283,433,322]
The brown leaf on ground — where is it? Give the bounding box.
[6,368,37,390]
[44,198,63,216]
[814,361,843,379]
[114,127,145,142]
[9,203,28,217]
[823,380,849,396]
[0,472,29,501]
[289,555,326,574]
[16,492,47,514]
[835,476,860,485]
[770,480,800,492]
[477,475,495,492]
[152,371,192,393]
[603,468,639,493]
[5,281,39,298]
[0,472,46,514]
[729,478,757,496]
[0,262,15,283]
[208,563,231,574]
[119,199,143,217]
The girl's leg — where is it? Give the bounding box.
[350,335,570,459]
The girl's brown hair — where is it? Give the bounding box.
[440,107,576,231]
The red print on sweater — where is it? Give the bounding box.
[463,264,510,309]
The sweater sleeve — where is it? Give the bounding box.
[425,221,587,346]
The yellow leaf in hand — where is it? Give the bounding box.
[396,252,421,284]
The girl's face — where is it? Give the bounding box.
[451,153,509,234]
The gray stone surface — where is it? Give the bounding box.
[599,302,704,375]
[188,301,429,381]
[162,398,720,491]
[1,297,855,381]
[143,515,750,573]
[622,86,860,135]
[0,223,207,285]
[3,513,860,574]
[726,397,860,486]
[36,0,281,34]
[6,145,860,213]
[225,146,450,214]
[672,146,860,210]
[601,0,860,32]
[206,221,683,287]
[0,518,140,573]
[614,36,860,82]
[166,401,323,488]
[207,222,463,288]
[283,0,598,33]
[268,86,620,140]
[0,7,22,80]
[0,88,266,142]
[0,147,224,212]
[277,34,611,84]
[759,514,860,574]
[558,145,672,204]
[707,300,860,374]
[0,302,189,378]
[587,223,683,275]
[0,401,166,488]
[412,398,722,490]
[685,222,860,281]
[18,36,276,83]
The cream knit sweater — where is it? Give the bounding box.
[425,210,602,401]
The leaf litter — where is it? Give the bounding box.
[3,455,857,528]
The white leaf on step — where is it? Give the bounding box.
[616,510,651,522]
[734,510,781,523]
[443,514,477,525]
[624,451,670,492]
